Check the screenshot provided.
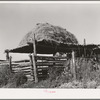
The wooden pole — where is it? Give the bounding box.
[53,53,56,67]
[29,54,34,79]
[33,34,36,54]
[84,39,86,57]
[32,33,38,83]
[5,49,10,61]
[9,56,12,72]
[72,51,76,80]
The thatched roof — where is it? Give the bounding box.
[9,23,80,54]
[9,23,100,55]
[19,23,78,47]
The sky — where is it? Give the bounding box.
[0,2,100,60]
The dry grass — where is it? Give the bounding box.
[20,58,100,88]
[58,58,100,88]
[0,65,13,87]
[19,23,78,47]
[1,57,100,88]
[0,65,27,88]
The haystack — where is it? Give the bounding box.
[9,23,79,54]
[19,23,78,47]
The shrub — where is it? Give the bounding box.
[59,80,84,88]
[20,67,68,88]
[0,65,13,87]
[19,81,34,88]
[8,57,100,88]
[0,64,28,88]
[48,67,64,81]
[86,80,97,88]
[9,71,27,87]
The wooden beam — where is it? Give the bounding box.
[72,51,76,80]
[29,54,34,79]
[35,55,67,60]
[9,56,12,72]
[32,33,38,83]
[84,39,86,57]
[5,49,10,61]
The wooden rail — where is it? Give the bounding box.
[0,55,67,81]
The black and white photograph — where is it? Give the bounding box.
[1,1,100,90]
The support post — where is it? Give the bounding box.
[9,56,12,72]
[53,53,56,67]
[84,39,86,57]
[29,54,34,79]
[32,33,38,83]
[72,51,76,80]
[5,49,10,61]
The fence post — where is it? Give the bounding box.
[5,49,10,61]
[32,33,38,83]
[84,39,86,57]
[29,54,34,80]
[9,56,12,72]
[72,51,76,80]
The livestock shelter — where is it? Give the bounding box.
[5,23,100,82]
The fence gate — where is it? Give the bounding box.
[35,55,67,81]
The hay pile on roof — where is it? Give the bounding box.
[19,23,78,47]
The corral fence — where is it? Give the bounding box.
[2,52,99,82]
[1,53,99,82]
[0,55,71,81]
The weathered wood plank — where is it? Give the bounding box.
[13,71,32,76]
[11,65,31,68]
[35,55,67,60]
[72,51,76,80]
[37,75,48,78]
[42,60,66,63]
[29,54,34,78]
[32,34,38,83]
[12,67,31,71]
[12,70,31,73]
[36,62,64,66]
[12,64,31,68]
[38,68,48,71]
[24,72,32,75]
[9,56,12,72]
[53,66,65,68]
